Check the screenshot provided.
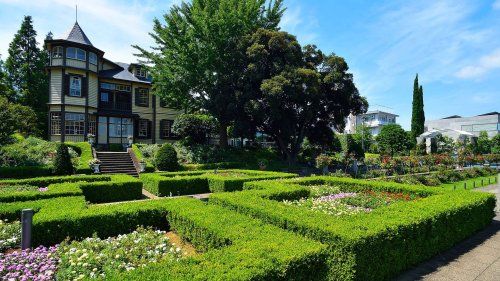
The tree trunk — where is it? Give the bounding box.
[219,122,228,148]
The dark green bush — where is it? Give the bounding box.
[140,170,297,196]
[155,144,179,171]
[0,166,52,179]
[53,144,74,175]
[172,113,217,145]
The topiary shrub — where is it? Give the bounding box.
[53,144,74,175]
[155,144,179,171]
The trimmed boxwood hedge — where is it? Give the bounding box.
[0,195,328,280]
[0,166,53,179]
[66,142,93,174]
[210,176,496,281]
[140,169,297,196]
[0,174,142,203]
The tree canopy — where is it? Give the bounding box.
[238,29,367,164]
[134,0,284,147]
[376,124,411,156]
[410,74,425,145]
[4,16,48,136]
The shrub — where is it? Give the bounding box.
[66,142,92,174]
[172,113,217,145]
[140,170,297,196]
[211,177,495,280]
[52,144,74,175]
[154,144,179,171]
[0,166,52,179]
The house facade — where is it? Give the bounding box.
[45,22,180,145]
[344,110,399,136]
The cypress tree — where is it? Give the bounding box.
[53,144,74,175]
[411,74,425,145]
[5,16,48,137]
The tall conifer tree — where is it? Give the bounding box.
[411,74,425,145]
[5,16,48,137]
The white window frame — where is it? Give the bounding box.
[52,46,63,59]
[89,52,97,65]
[65,113,85,135]
[69,76,82,97]
[138,119,148,138]
[135,68,147,78]
[66,47,86,61]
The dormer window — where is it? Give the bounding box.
[89,52,97,65]
[67,47,86,61]
[135,67,147,78]
[52,46,63,58]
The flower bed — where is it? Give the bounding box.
[140,169,297,196]
[0,219,20,251]
[383,167,498,186]
[284,185,419,216]
[0,227,184,280]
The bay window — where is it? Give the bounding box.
[66,47,86,61]
[65,113,85,135]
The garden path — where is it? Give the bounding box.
[395,178,500,281]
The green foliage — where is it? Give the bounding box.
[475,131,491,154]
[0,136,57,167]
[0,219,20,251]
[0,97,37,144]
[135,0,285,145]
[353,124,373,152]
[340,134,364,159]
[65,142,93,174]
[154,144,179,171]
[141,169,297,196]
[4,16,48,136]
[132,144,155,172]
[52,144,74,175]
[211,176,495,280]
[0,175,142,203]
[410,74,425,145]
[0,166,53,179]
[172,113,217,145]
[240,30,367,164]
[492,134,500,154]
[436,135,455,154]
[376,124,411,156]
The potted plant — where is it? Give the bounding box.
[127,135,134,147]
[258,159,269,170]
[139,160,147,172]
[88,158,101,173]
[87,133,95,146]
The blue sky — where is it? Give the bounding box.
[0,0,499,129]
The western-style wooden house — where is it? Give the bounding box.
[45,21,180,145]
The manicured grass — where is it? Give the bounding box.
[439,174,498,191]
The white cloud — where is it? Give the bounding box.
[456,49,500,79]
[0,0,177,62]
[494,0,500,10]
[279,3,319,44]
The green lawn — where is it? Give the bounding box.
[439,174,498,191]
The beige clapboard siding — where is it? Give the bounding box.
[50,69,62,103]
[88,73,98,108]
[50,136,61,142]
[51,58,63,66]
[64,105,86,113]
[155,106,180,143]
[66,59,86,69]
[65,135,85,142]
[102,61,115,71]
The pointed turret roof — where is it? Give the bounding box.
[64,22,93,46]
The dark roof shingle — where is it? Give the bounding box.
[99,62,151,84]
[65,22,93,46]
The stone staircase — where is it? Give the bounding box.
[96,152,138,177]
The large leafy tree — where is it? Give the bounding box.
[0,57,15,99]
[5,16,49,137]
[410,74,425,145]
[475,131,491,154]
[376,124,411,156]
[134,0,284,147]
[239,29,367,164]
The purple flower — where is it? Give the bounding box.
[38,187,49,192]
[0,246,58,281]
[317,192,357,202]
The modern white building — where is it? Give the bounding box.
[425,112,499,139]
[345,110,398,136]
